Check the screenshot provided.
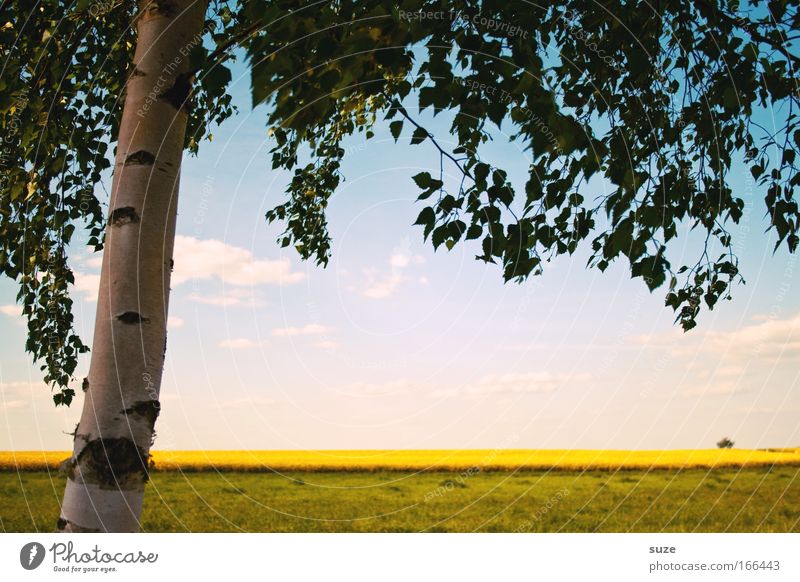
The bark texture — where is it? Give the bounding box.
[58,0,205,533]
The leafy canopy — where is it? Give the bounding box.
[1,0,798,405]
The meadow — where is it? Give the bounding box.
[1,450,798,532]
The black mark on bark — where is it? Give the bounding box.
[140,0,177,19]
[110,206,140,226]
[68,437,150,488]
[56,516,102,533]
[82,377,89,392]
[116,312,150,325]
[121,400,160,429]
[125,150,155,166]
[132,67,147,78]
[158,72,193,111]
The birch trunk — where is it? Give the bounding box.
[58,0,204,533]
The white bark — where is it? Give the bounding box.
[59,0,205,533]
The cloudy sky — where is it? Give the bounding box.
[1,63,798,451]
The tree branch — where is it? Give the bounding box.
[197,20,264,75]
[394,102,473,180]
[695,0,798,67]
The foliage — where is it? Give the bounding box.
[0,0,240,404]
[245,0,799,334]
[1,0,798,405]
[717,436,736,448]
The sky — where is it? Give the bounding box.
[1,59,799,452]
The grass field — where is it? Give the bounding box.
[1,468,798,532]
[1,449,799,532]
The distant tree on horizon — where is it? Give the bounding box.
[717,437,735,449]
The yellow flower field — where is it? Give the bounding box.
[2,448,799,472]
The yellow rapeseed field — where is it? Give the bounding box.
[1,448,799,472]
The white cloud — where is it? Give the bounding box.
[729,406,796,415]
[272,324,332,337]
[0,304,19,316]
[188,288,265,307]
[219,396,276,408]
[168,316,185,329]
[428,386,460,399]
[314,340,339,350]
[464,372,590,396]
[1,381,39,392]
[703,313,800,359]
[390,253,411,269]
[66,238,301,305]
[172,236,305,287]
[634,313,800,361]
[345,372,591,401]
[0,381,43,408]
[84,255,103,269]
[64,272,101,302]
[335,379,417,397]
[683,382,749,396]
[699,365,745,380]
[361,238,426,299]
[363,273,405,299]
[426,373,591,399]
[218,338,267,349]
[629,329,685,349]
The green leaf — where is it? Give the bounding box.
[204,64,232,96]
[390,120,403,141]
[412,172,432,189]
[414,206,435,228]
[466,224,482,240]
[410,127,428,145]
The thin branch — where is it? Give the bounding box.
[198,20,264,74]
[695,0,799,68]
[394,103,473,180]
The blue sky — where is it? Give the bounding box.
[1,59,799,451]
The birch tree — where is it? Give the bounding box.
[1,0,797,531]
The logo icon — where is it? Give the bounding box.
[20,542,46,570]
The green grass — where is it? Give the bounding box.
[2,468,798,532]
